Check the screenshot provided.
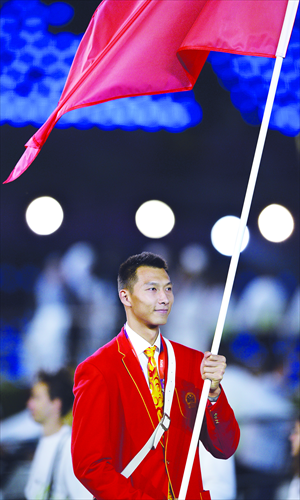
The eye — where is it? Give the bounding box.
[148,287,157,291]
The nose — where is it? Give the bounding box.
[158,290,169,304]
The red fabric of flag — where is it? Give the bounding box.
[4,0,288,183]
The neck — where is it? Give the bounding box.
[126,319,159,345]
[43,419,63,437]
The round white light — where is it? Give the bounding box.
[211,215,250,256]
[135,200,175,238]
[26,196,64,235]
[258,204,294,242]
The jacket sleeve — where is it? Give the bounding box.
[71,360,155,500]
[200,386,240,459]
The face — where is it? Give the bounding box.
[289,420,300,457]
[123,266,174,333]
[27,382,56,425]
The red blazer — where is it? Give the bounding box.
[71,328,240,499]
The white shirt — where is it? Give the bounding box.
[25,425,92,500]
[125,322,161,388]
[287,476,300,500]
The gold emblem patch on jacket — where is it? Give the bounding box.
[185,392,197,409]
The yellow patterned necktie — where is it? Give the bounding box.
[144,346,164,422]
[144,346,173,499]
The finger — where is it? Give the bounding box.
[203,356,226,367]
[203,356,225,365]
[202,372,224,382]
[203,365,225,374]
[203,363,226,374]
[202,366,226,378]
[203,361,226,369]
[207,354,226,363]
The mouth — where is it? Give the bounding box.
[155,309,169,314]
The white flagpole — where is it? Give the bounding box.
[178,1,299,498]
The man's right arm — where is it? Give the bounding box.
[71,360,154,500]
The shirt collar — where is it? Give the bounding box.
[125,322,161,357]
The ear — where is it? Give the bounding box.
[119,289,132,307]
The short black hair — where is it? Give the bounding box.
[118,252,169,292]
[36,368,74,417]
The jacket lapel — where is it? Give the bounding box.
[161,335,169,392]
[116,328,159,430]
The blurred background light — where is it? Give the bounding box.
[135,200,175,238]
[211,215,250,256]
[258,204,294,242]
[179,243,209,275]
[25,196,64,235]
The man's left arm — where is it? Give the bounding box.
[199,352,240,459]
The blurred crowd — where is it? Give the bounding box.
[1,241,299,500]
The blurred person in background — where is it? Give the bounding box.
[22,255,72,381]
[60,242,120,366]
[25,368,92,500]
[221,337,295,500]
[287,417,300,500]
[23,242,120,381]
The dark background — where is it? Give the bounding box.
[1,0,299,287]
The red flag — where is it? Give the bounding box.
[4,0,289,183]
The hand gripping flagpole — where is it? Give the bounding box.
[178,1,299,498]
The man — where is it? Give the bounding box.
[287,417,300,499]
[25,369,93,500]
[72,252,240,499]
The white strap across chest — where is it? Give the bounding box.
[121,337,176,478]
